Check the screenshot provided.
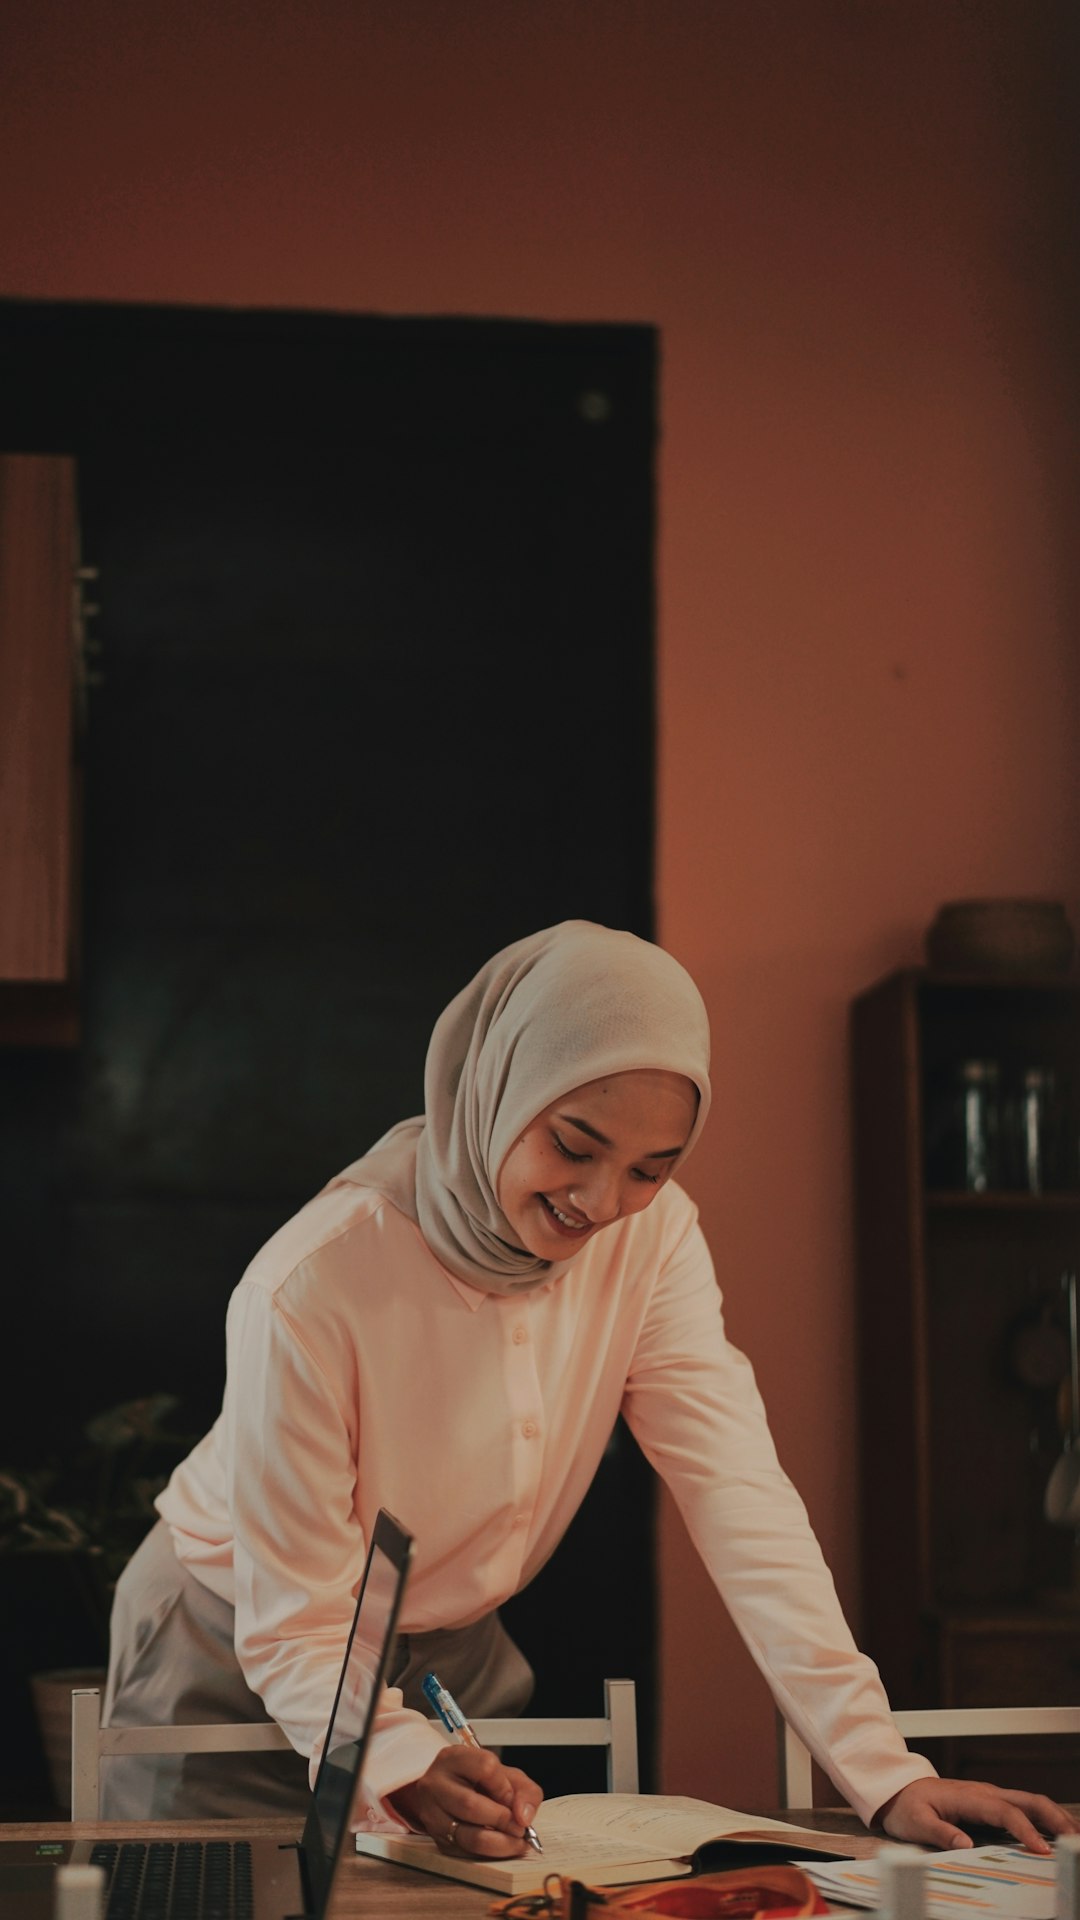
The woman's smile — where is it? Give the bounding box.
[539,1194,591,1234]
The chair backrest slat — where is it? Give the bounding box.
[778,1705,1080,1809]
[71,1678,639,1816]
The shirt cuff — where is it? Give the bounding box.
[850,1756,940,1829]
[350,1717,449,1829]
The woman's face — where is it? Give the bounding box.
[496,1068,699,1260]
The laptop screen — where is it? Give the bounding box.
[302,1508,414,1912]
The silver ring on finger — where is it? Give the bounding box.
[445,1819,460,1847]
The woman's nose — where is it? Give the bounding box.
[570,1170,621,1223]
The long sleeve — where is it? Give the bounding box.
[621,1204,933,1826]
[218,1277,445,1800]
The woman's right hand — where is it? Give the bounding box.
[388,1744,543,1857]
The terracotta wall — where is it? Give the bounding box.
[3,0,1077,1809]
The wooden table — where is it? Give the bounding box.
[0,1810,874,1918]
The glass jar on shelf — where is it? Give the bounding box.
[1002,1066,1070,1193]
[924,1058,1002,1192]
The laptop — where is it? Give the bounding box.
[1,1507,415,1919]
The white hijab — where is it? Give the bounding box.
[329,920,712,1294]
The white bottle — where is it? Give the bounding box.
[877,1842,927,1920]
[54,1862,105,1920]
[1056,1834,1080,1920]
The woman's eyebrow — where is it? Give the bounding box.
[557,1112,684,1159]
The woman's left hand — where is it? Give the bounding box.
[877,1777,1078,1853]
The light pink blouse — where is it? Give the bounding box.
[156,1177,932,1825]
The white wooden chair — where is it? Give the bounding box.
[474,1678,639,1793]
[70,1677,638,1818]
[778,1706,1080,1808]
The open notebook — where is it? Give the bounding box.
[2,1507,414,1920]
[356,1788,878,1894]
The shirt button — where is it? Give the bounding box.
[521,1419,538,1439]
[512,1325,528,1345]
[513,1513,527,1527]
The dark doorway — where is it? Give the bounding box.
[0,298,657,1804]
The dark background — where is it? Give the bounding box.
[0,298,658,1807]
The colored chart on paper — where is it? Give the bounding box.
[802,1845,1057,1919]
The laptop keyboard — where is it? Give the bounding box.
[88,1841,254,1920]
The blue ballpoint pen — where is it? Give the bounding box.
[422,1671,543,1854]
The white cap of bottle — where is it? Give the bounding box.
[54,1862,105,1920]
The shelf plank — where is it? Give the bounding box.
[926,1191,1080,1210]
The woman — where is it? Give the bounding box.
[103,920,1072,1856]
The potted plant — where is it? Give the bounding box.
[0,1394,197,1810]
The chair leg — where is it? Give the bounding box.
[776,1712,814,1808]
[605,1679,639,1794]
[71,1689,103,1821]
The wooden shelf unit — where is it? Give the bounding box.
[852,968,1080,1795]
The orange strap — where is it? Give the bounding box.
[492,1864,828,1920]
